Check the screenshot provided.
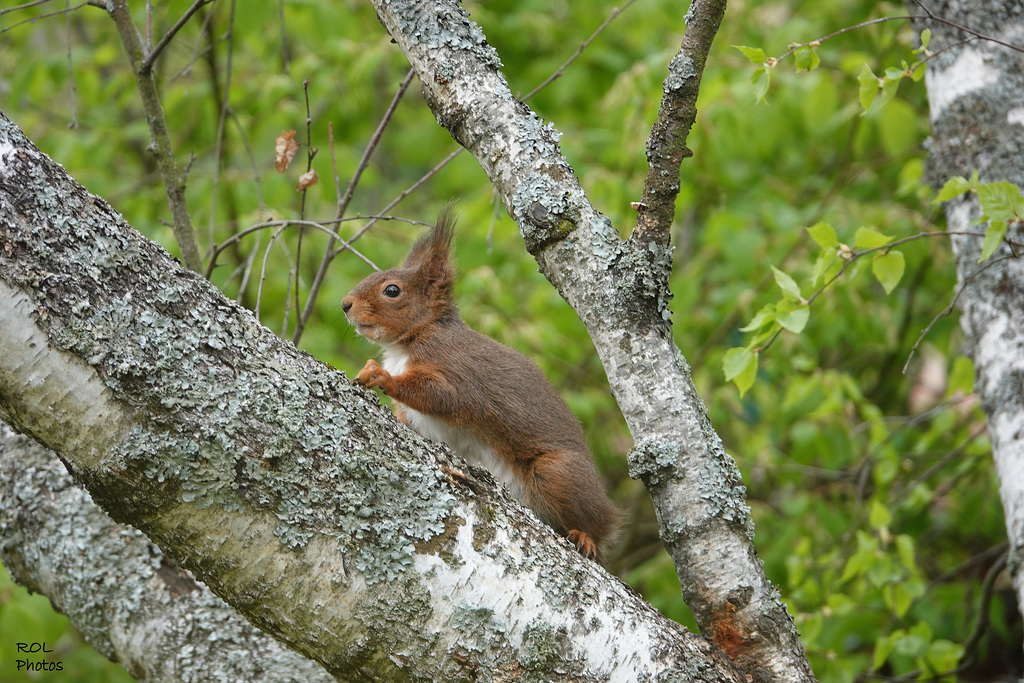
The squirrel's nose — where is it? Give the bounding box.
[341,297,352,313]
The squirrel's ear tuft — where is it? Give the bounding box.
[406,202,457,299]
[405,202,455,269]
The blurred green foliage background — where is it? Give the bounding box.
[0,0,1018,680]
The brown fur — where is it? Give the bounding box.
[341,206,619,558]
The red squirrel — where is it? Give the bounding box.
[341,207,618,559]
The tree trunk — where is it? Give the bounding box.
[0,111,743,681]
[0,424,336,682]
[911,0,1024,624]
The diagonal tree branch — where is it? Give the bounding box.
[363,0,814,680]
[0,111,742,682]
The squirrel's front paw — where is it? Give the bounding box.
[355,359,389,390]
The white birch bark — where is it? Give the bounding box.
[911,0,1024,625]
[364,0,815,679]
[0,112,743,681]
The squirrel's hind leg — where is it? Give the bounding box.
[522,450,608,561]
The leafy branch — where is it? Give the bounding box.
[725,176,1024,395]
[734,0,1024,108]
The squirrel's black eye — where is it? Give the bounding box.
[383,284,401,298]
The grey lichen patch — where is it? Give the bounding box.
[0,428,337,682]
[451,604,508,656]
[697,431,754,540]
[663,54,696,93]
[435,59,456,84]
[684,1,697,26]
[588,214,623,264]
[519,119,563,157]
[519,618,576,681]
[536,563,598,612]
[385,0,501,69]
[627,437,682,487]
[511,172,580,253]
[614,239,675,322]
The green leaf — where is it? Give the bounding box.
[889,582,919,618]
[751,65,771,102]
[776,300,809,334]
[925,639,964,673]
[723,347,758,396]
[895,534,916,572]
[857,64,879,112]
[979,219,1008,261]
[853,226,893,249]
[920,28,932,50]
[947,356,975,395]
[868,499,892,528]
[875,74,901,113]
[884,66,905,80]
[739,304,776,332]
[872,250,905,294]
[771,266,802,300]
[874,633,896,670]
[794,46,820,71]
[734,45,767,64]
[826,593,855,616]
[935,175,973,202]
[807,221,838,248]
[977,180,1024,221]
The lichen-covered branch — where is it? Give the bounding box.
[364,0,815,679]
[910,0,1024,620]
[0,424,336,683]
[633,0,727,247]
[0,112,742,682]
[107,0,203,273]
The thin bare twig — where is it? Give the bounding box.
[292,78,317,338]
[778,16,916,62]
[140,0,216,74]
[207,0,236,256]
[903,253,1017,373]
[65,0,78,129]
[108,0,203,272]
[336,68,416,224]
[912,0,1024,55]
[521,0,639,101]
[207,218,387,279]
[0,0,51,15]
[290,68,416,344]
[777,2,1024,65]
[337,148,463,254]
[754,230,1020,356]
[0,1,100,36]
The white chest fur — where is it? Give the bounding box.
[381,346,524,502]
